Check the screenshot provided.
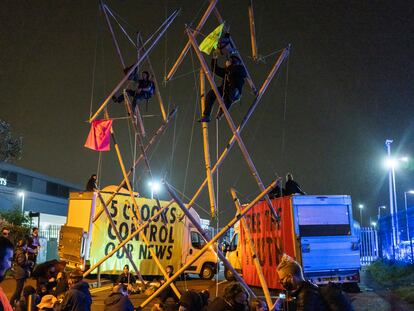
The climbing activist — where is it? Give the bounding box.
[113,67,155,113]
[198,50,247,123]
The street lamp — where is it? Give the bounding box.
[377,205,386,221]
[358,204,364,226]
[385,139,398,258]
[17,191,25,214]
[404,190,414,263]
[371,221,377,228]
[148,180,161,199]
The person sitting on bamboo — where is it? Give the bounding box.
[113,67,155,113]
[198,52,247,123]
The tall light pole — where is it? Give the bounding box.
[358,204,364,226]
[385,139,398,258]
[377,205,386,221]
[18,191,25,214]
[404,190,414,263]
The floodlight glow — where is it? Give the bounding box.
[379,205,386,209]
[384,158,398,169]
[18,191,25,197]
[400,156,409,162]
[358,204,364,209]
[371,221,377,227]
[148,181,161,193]
[408,190,414,194]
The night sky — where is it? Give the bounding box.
[1,1,414,225]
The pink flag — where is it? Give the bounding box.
[84,119,113,151]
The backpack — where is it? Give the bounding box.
[319,283,354,311]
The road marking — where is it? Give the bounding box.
[90,285,112,293]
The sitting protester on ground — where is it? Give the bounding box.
[104,284,134,311]
[207,282,249,311]
[37,294,58,311]
[59,269,92,311]
[178,290,203,311]
[276,254,326,311]
[116,264,136,285]
[54,271,69,299]
[158,265,179,304]
[14,285,38,311]
[249,298,267,311]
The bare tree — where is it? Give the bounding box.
[0,119,22,162]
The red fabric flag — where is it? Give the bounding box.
[84,119,113,151]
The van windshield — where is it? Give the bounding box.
[297,204,351,236]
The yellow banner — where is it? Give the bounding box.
[89,193,185,275]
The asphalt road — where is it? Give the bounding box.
[0,268,409,311]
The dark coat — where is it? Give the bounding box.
[285,180,305,195]
[206,297,247,311]
[13,247,30,280]
[289,281,327,311]
[103,292,134,311]
[115,273,136,285]
[59,281,92,311]
[211,58,246,93]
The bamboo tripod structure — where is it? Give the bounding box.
[84,1,291,309]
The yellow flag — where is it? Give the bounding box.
[199,23,224,55]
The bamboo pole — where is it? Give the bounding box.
[101,1,126,68]
[89,192,145,284]
[123,90,145,137]
[140,179,278,308]
[200,70,217,218]
[187,29,279,220]
[83,199,174,277]
[123,94,168,224]
[230,188,272,309]
[165,0,217,81]
[89,9,179,122]
[109,128,181,298]
[93,107,177,222]
[186,47,290,213]
[138,35,167,122]
[248,0,258,62]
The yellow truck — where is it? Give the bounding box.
[58,186,218,279]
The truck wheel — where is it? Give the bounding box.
[200,263,215,280]
[224,267,235,281]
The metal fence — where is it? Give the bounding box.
[378,206,414,263]
[38,225,61,263]
[360,227,379,265]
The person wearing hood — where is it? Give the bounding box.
[276,254,326,311]
[104,284,134,311]
[178,290,205,311]
[59,269,92,311]
[198,51,247,123]
[207,282,249,311]
[10,238,32,306]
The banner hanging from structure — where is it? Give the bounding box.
[240,197,296,289]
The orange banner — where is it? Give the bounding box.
[240,197,296,289]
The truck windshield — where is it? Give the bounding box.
[191,231,206,249]
[297,204,351,236]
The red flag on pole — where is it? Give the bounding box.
[84,119,113,151]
